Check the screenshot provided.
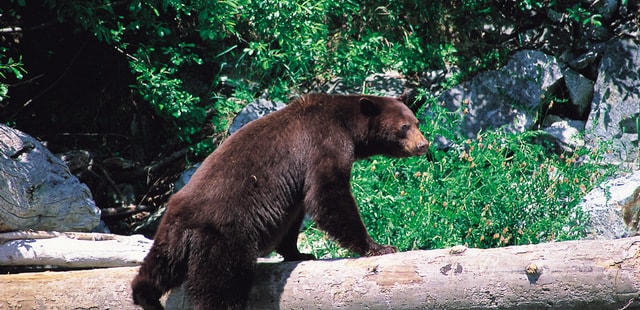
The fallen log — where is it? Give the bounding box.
[1,236,639,309]
[0,231,152,268]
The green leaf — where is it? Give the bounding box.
[0,84,8,102]
[10,67,23,79]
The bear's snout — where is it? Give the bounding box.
[403,131,429,156]
[415,139,429,154]
[411,138,429,156]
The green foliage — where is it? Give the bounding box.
[129,44,204,146]
[566,4,603,27]
[236,1,332,83]
[300,97,616,258]
[24,0,514,147]
[0,47,26,104]
[37,0,248,154]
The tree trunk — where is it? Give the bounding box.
[1,236,639,309]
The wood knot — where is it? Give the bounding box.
[525,263,539,275]
[525,263,542,284]
[448,245,467,255]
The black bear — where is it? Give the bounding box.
[132,93,429,309]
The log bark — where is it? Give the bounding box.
[0,231,152,268]
[1,237,639,309]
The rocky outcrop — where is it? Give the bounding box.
[562,69,593,118]
[430,49,589,153]
[432,17,639,162]
[542,115,586,152]
[418,6,639,240]
[584,31,640,165]
[0,124,101,232]
[436,50,563,138]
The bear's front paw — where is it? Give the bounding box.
[365,244,398,256]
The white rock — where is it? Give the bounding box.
[580,171,640,239]
[542,115,586,152]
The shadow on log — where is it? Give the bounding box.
[1,236,639,309]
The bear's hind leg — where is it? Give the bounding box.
[131,272,164,310]
[132,227,191,310]
[132,243,187,310]
[185,230,257,310]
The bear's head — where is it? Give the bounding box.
[357,95,429,158]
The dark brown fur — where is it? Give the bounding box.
[131,94,429,309]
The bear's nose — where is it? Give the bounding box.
[415,139,429,154]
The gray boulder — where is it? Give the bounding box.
[174,163,201,192]
[435,50,563,137]
[228,98,286,135]
[580,171,640,239]
[542,115,586,152]
[584,32,640,165]
[567,49,602,71]
[563,69,594,117]
[0,124,101,232]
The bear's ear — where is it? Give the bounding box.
[398,90,409,103]
[359,97,381,117]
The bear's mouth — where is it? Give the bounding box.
[393,144,429,158]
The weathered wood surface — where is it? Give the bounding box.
[0,236,639,309]
[0,124,101,232]
[0,231,152,268]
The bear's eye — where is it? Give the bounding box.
[400,124,410,132]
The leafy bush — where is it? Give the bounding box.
[300,97,615,258]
